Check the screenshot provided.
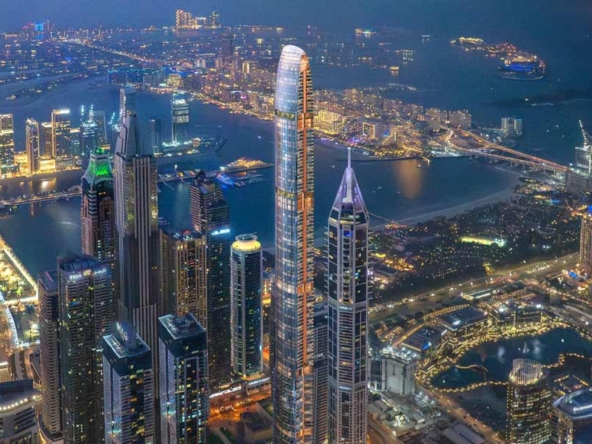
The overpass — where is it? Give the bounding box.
[445,129,568,174]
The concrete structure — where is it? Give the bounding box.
[580,206,592,274]
[25,118,40,174]
[51,109,71,158]
[379,347,418,396]
[272,45,315,444]
[0,380,40,443]
[554,387,592,444]
[313,301,329,444]
[0,114,15,174]
[171,95,190,145]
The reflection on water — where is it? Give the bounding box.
[394,160,424,199]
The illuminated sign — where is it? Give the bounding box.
[211,228,230,236]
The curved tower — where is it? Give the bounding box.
[507,359,552,444]
[327,150,369,444]
[272,45,315,444]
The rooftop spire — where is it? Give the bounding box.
[344,148,353,204]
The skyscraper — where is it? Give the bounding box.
[150,117,163,153]
[114,113,160,374]
[171,95,190,145]
[0,114,15,174]
[81,148,116,263]
[553,387,592,444]
[58,254,114,444]
[160,227,207,322]
[41,121,53,158]
[51,109,71,158]
[313,300,329,444]
[103,324,155,444]
[506,359,552,444]
[38,270,63,444]
[231,234,263,379]
[81,119,101,159]
[89,109,108,146]
[272,45,315,444]
[25,118,40,174]
[580,207,592,274]
[119,87,137,121]
[158,313,209,444]
[327,150,369,444]
[189,171,232,389]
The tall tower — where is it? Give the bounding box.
[119,87,137,121]
[103,324,155,444]
[580,207,592,274]
[160,227,207,323]
[41,122,53,158]
[114,113,160,373]
[327,150,369,444]
[0,114,15,174]
[25,118,40,174]
[81,148,115,264]
[51,109,71,158]
[38,270,63,444]
[272,45,315,444]
[58,254,114,444]
[89,109,108,146]
[158,313,209,444]
[171,95,190,145]
[313,300,329,444]
[506,359,552,444]
[189,171,232,389]
[231,234,263,379]
[81,119,100,159]
[150,117,163,154]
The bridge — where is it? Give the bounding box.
[0,190,81,207]
[445,129,569,174]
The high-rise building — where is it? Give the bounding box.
[231,234,263,379]
[0,114,15,174]
[313,300,329,444]
[171,95,190,145]
[114,113,160,375]
[501,117,523,138]
[69,126,82,158]
[41,121,53,157]
[189,171,232,389]
[0,380,41,443]
[272,45,315,444]
[327,150,369,444]
[103,324,155,444]
[89,109,108,146]
[58,254,114,444]
[506,359,552,444]
[580,207,592,274]
[160,227,207,322]
[119,87,137,121]
[553,387,592,444]
[38,270,63,444]
[25,118,40,174]
[81,119,101,159]
[150,117,163,153]
[158,313,209,444]
[81,148,116,264]
[51,109,71,158]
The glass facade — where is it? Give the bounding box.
[231,234,263,378]
[326,153,369,444]
[272,45,315,444]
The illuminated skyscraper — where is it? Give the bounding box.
[41,122,53,157]
[38,270,63,444]
[51,109,71,158]
[231,234,263,379]
[313,301,329,444]
[0,380,41,443]
[580,207,592,274]
[160,227,207,323]
[119,87,137,121]
[25,118,40,174]
[327,150,369,444]
[81,119,101,159]
[103,324,154,444]
[553,387,592,444]
[189,171,232,389]
[0,114,15,174]
[272,45,315,444]
[114,113,160,373]
[158,313,209,444]
[81,148,115,263]
[171,95,190,145]
[58,254,114,444]
[506,359,552,444]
